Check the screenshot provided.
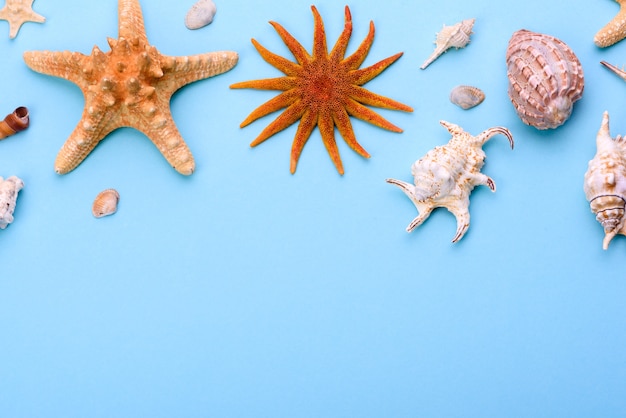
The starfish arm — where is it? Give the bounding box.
[594,1,626,47]
[54,107,121,174]
[269,21,311,65]
[350,52,404,85]
[329,6,353,61]
[160,51,238,92]
[332,107,369,158]
[239,89,301,128]
[345,98,403,132]
[230,76,297,91]
[248,39,302,76]
[23,50,89,87]
[348,85,413,112]
[310,6,328,59]
[118,0,148,44]
[290,109,318,173]
[318,110,343,174]
[0,3,45,39]
[136,111,195,175]
[342,21,375,70]
[250,100,307,147]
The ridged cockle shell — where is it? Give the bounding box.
[584,111,626,249]
[506,29,584,130]
[386,121,514,243]
[449,85,485,110]
[92,189,120,218]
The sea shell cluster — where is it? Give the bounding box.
[584,112,626,250]
[0,176,24,229]
[421,19,474,70]
[185,0,217,30]
[0,106,29,139]
[506,29,584,130]
[92,189,120,218]
[386,121,514,243]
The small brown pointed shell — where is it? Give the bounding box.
[92,189,120,218]
[0,107,29,139]
[506,29,584,129]
[449,85,485,109]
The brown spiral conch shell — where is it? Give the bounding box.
[0,107,29,139]
[506,29,584,130]
[92,189,120,218]
[584,111,626,250]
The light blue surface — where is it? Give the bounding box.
[1,0,625,416]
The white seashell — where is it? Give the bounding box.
[506,29,584,130]
[449,85,485,110]
[583,111,626,249]
[92,188,120,218]
[185,0,217,30]
[0,175,24,229]
[386,121,513,243]
[420,18,475,70]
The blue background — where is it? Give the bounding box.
[1,0,625,416]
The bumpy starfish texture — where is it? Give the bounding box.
[595,0,626,47]
[230,5,413,175]
[23,0,238,175]
[0,0,45,39]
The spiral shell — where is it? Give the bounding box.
[0,107,29,139]
[449,85,485,109]
[420,19,475,70]
[92,189,120,218]
[584,111,626,249]
[506,29,584,130]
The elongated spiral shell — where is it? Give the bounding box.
[506,29,584,129]
[92,189,120,218]
[584,111,626,249]
[0,106,29,139]
[420,19,475,70]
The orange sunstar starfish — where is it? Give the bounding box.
[230,5,413,175]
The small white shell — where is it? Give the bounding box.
[92,189,120,218]
[449,85,485,110]
[185,0,217,30]
[421,19,475,70]
[0,176,24,229]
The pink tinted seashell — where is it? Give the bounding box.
[92,189,120,218]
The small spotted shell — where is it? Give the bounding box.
[449,85,485,109]
[92,189,120,218]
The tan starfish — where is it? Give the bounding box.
[0,0,45,39]
[23,0,238,175]
[595,0,626,47]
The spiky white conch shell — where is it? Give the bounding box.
[0,176,24,229]
[420,18,475,70]
[584,111,626,249]
[386,121,514,243]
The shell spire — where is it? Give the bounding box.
[420,18,474,70]
[584,111,626,249]
[0,106,29,139]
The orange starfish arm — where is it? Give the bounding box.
[230,77,298,91]
[160,51,239,92]
[350,52,405,85]
[345,98,403,132]
[333,107,370,158]
[250,100,307,147]
[342,21,375,70]
[269,21,311,65]
[330,6,353,61]
[138,113,195,175]
[318,110,343,174]
[250,38,302,76]
[23,50,88,87]
[349,85,413,112]
[290,109,318,173]
[311,6,328,59]
[239,89,301,127]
